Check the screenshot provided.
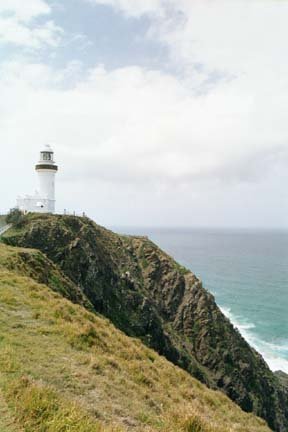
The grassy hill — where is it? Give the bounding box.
[2,214,287,432]
[0,242,271,432]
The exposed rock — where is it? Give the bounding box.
[0,243,94,311]
[275,371,288,390]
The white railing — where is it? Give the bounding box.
[60,211,88,218]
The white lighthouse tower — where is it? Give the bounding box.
[17,145,58,214]
[35,145,58,213]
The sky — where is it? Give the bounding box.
[1,0,288,228]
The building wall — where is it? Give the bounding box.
[17,196,55,214]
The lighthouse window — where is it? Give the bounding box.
[42,152,52,161]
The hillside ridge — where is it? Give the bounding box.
[2,214,288,432]
[0,241,271,431]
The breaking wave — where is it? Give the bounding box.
[220,306,288,374]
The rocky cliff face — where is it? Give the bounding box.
[3,214,288,432]
[0,242,93,311]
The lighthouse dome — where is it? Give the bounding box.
[41,144,53,153]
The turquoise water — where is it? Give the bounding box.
[117,228,288,373]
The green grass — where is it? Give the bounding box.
[0,243,272,432]
[0,215,7,229]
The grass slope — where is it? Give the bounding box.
[0,243,271,432]
[3,214,286,432]
[0,388,21,432]
[0,216,6,229]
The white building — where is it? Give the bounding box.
[17,145,58,214]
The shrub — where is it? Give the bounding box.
[6,208,25,227]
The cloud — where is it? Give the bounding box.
[81,0,288,174]
[0,59,286,188]
[0,18,63,48]
[0,0,63,48]
[0,0,51,21]
[86,0,288,75]
[87,0,164,17]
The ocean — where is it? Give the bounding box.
[116,227,288,374]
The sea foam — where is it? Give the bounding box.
[220,307,288,374]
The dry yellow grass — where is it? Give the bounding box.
[0,243,272,432]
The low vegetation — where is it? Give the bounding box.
[0,215,7,228]
[5,208,25,227]
[0,242,271,432]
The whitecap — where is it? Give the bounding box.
[220,306,288,374]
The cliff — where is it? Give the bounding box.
[0,242,270,432]
[2,214,288,431]
[275,371,288,389]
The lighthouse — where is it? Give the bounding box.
[17,145,58,214]
[35,145,58,213]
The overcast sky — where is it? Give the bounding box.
[1,0,288,228]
